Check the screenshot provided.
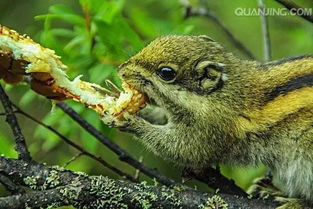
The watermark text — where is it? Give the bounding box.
[234,7,312,16]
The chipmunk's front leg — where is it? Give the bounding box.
[101,110,183,162]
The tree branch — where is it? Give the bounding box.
[258,0,271,62]
[0,187,70,209]
[0,156,277,209]
[0,84,31,161]
[274,0,313,23]
[181,0,256,60]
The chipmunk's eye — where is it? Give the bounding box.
[156,67,176,82]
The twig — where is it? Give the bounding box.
[274,0,313,23]
[12,104,138,183]
[56,102,177,186]
[63,152,84,168]
[134,156,143,181]
[0,174,25,195]
[0,84,31,161]
[258,0,271,62]
[81,3,96,52]
[181,0,256,60]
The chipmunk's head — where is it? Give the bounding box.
[118,35,234,122]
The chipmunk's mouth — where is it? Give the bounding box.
[117,81,168,125]
[110,82,149,118]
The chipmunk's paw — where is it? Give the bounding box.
[101,111,148,134]
[101,111,128,128]
[275,197,308,209]
[247,176,282,200]
[248,177,311,209]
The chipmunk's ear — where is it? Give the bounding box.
[194,60,227,93]
[198,35,223,48]
[198,35,215,42]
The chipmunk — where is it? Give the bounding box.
[104,35,313,208]
[1,25,311,208]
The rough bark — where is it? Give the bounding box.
[0,157,277,209]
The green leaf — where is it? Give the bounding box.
[19,91,37,107]
[0,133,17,158]
[36,14,84,26]
[42,108,64,125]
[119,18,144,51]
[50,28,76,38]
[34,125,61,151]
[78,111,101,152]
[49,4,77,15]
[64,36,86,52]
[89,63,114,84]
[128,8,158,37]
[35,5,85,26]
[49,4,85,25]
[94,0,125,24]
[94,18,142,59]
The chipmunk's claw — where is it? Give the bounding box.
[248,175,282,200]
[91,85,118,98]
[101,111,146,134]
[101,110,128,128]
[275,197,309,209]
[248,176,311,209]
[105,79,121,97]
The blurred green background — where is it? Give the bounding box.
[0,0,312,203]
